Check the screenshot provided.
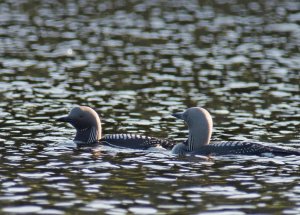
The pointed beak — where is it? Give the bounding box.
[56,116,71,123]
[172,112,184,120]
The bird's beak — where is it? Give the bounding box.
[172,112,184,120]
[56,116,71,123]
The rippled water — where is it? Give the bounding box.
[0,0,299,214]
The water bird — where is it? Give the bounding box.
[172,107,300,156]
[57,106,175,149]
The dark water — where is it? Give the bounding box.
[0,0,300,214]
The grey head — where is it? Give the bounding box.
[57,106,102,145]
[172,107,213,153]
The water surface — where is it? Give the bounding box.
[0,0,299,214]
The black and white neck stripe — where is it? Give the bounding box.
[87,126,98,144]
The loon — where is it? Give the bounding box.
[171,107,300,156]
[56,106,176,149]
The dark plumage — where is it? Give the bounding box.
[57,106,176,149]
[172,107,300,156]
[101,134,175,150]
[194,142,300,156]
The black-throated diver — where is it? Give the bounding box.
[57,106,175,149]
[171,107,300,156]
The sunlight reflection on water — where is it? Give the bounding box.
[0,0,299,214]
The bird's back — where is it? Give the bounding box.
[193,141,300,156]
[100,134,177,150]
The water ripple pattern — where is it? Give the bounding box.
[0,0,299,214]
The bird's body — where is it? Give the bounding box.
[193,141,300,156]
[172,107,300,156]
[56,106,300,156]
[57,106,176,150]
[100,134,176,150]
